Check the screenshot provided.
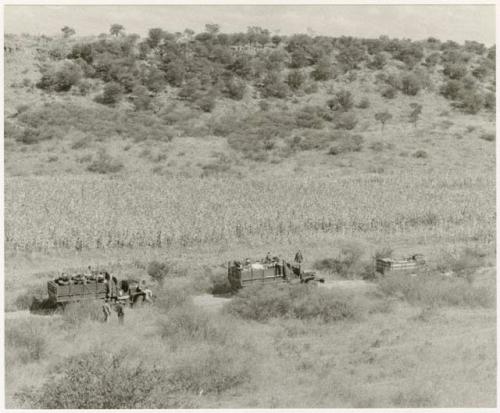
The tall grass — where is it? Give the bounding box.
[5,319,48,364]
[377,272,494,308]
[5,172,494,251]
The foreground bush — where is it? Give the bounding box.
[225,283,364,322]
[16,351,177,409]
[377,272,494,308]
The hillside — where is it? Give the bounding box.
[4,29,495,179]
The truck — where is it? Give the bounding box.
[47,276,147,306]
[227,259,323,290]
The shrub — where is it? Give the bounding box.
[169,342,252,394]
[196,95,216,112]
[381,86,397,99]
[37,61,83,92]
[327,90,354,112]
[443,63,467,80]
[400,72,421,96]
[377,272,494,308]
[356,97,370,109]
[328,134,363,155]
[13,284,46,310]
[16,351,168,409]
[313,241,365,278]
[296,106,324,129]
[86,149,123,174]
[147,260,170,285]
[76,79,92,95]
[5,319,47,364]
[440,80,463,100]
[310,57,332,81]
[435,247,487,278]
[413,150,428,159]
[224,78,246,100]
[480,132,495,142]
[260,72,289,98]
[287,69,305,90]
[158,303,233,348]
[484,92,495,111]
[334,112,358,130]
[95,81,124,105]
[225,283,364,322]
[459,92,484,114]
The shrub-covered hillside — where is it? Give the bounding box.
[4,26,496,177]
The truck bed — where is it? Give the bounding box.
[48,280,107,303]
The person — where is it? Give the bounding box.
[140,280,153,303]
[102,301,112,323]
[115,300,125,324]
[264,252,272,264]
[294,250,304,264]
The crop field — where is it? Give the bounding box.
[6,171,495,252]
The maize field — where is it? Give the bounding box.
[5,172,495,252]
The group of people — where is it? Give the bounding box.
[101,272,153,324]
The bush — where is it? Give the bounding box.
[16,351,168,409]
[377,272,494,308]
[147,260,170,285]
[196,95,216,112]
[412,150,428,159]
[356,97,370,109]
[287,69,305,90]
[158,303,233,348]
[328,134,363,155]
[296,106,324,129]
[313,241,365,278]
[169,342,252,395]
[480,132,495,142]
[435,247,487,278]
[379,83,395,97]
[334,112,358,130]
[443,63,467,80]
[400,72,421,96]
[14,284,46,310]
[327,89,354,112]
[440,79,463,100]
[37,61,83,92]
[459,92,484,114]
[225,283,364,322]
[95,82,124,105]
[86,149,123,174]
[5,319,47,364]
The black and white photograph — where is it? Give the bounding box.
[3,2,496,409]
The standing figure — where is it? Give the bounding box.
[294,250,304,264]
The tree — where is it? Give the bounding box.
[310,56,332,81]
[97,82,124,105]
[260,71,289,98]
[400,72,421,96]
[205,24,220,35]
[147,261,170,285]
[61,26,75,38]
[109,24,125,37]
[147,28,166,48]
[36,61,83,92]
[327,90,354,112]
[374,111,392,131]
[287,69,305,91]
[408,103,422,127]
[443,63,467,80]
